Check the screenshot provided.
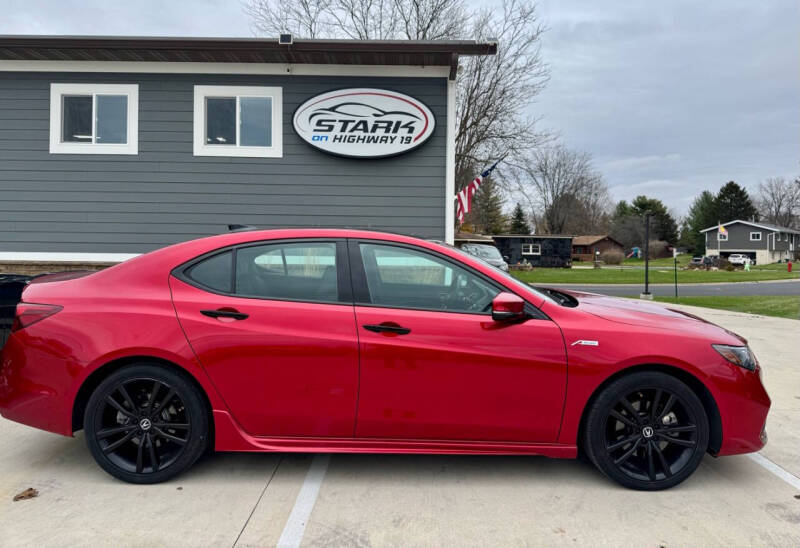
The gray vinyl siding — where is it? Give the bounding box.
[0,72,447,253]
[705,224,768,251]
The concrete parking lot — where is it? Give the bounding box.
[1,304,798,547]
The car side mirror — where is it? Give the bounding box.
[502,255,510,262]
[491,292,527,322]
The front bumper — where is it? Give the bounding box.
[715,364,770,456]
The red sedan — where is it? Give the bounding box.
[0,229,769,489]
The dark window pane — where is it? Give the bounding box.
[235,243,337,302]
[186,251,232,292]
[96,95,127,144]
[240,97,271,147]
[206,97,236,145]
[62,95,92,142]
[359,243,498,313]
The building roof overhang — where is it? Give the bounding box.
[0,35,497,80]
[700,219,800,234]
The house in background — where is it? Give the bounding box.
[571,235,624,262]
[701,220,799,264]
[492,235,573,267]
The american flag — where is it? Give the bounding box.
[456,161,500,225]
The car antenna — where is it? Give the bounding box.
[227,224,258,232]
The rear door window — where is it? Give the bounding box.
[235,242,339,302]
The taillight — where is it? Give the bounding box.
[11,303,63,332]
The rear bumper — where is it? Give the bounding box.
[0,332,74,436]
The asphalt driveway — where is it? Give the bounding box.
[1,305,798,547]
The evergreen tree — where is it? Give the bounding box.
[610,196,678,247]
[470,179,507,234]
[681,190,718,255]
[508,203,532,234]
[715,181,758,223]
[629,196,679,244]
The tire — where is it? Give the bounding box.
[84,363,209,484]
[583,371,709,490]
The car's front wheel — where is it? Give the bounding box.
[583,371,709,490]
[84,363,209,484]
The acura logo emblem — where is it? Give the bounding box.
[139,418,152,431]
[642,426,654,438]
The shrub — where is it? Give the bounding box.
[600,250,624,265]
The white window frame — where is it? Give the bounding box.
[749,232,762,241]
[521,243,541,255]
[718,232,728,241]
[49,83,138,155]
[193,85,282,158]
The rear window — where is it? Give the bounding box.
[185,251,232,292]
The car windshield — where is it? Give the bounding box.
[463,244,503,261]
[445,245,554,304]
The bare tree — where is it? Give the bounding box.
[511,145,610,235]
[244,0,334,38]
[246,0,467,40]
[244,0,549,192]
[453,0,549,186]
[756,176,800,228]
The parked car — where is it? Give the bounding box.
[458,243,509,272]
[0,229,769,490]
[689,257,704,266]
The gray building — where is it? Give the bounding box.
[0,35,495,267]
[701,220,799,264]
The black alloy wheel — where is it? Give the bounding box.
[584,371,709,490]
[84,364,209,484]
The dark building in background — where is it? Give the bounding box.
[492,235,573,268]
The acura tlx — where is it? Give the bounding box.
[0,229,769,489]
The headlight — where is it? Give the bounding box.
[712,344,757,371]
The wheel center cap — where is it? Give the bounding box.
[642,426,655,439]
[139,418,152,431]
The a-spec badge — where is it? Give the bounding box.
[293,88,436,158]
[571,340,599,346]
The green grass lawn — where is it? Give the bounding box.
[511,265,798,284]
[652,296,800,320]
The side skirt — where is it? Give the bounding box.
[212,410,577,458]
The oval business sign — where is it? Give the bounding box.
[293,88,435,158]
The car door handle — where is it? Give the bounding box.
[200,308,249,320]
[363,323,411,335]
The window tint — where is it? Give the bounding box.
[96,95,128,144]
[359,243,499,313]
[235,242,338,302]
[62,95,93,142]
[186,251,232,292]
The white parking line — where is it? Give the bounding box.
[277,455,330,548]
[748,452,800,490]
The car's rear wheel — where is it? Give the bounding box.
[84,364,209,484]
[583,371,709,490]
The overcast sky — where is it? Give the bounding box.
[1,0,797,215]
